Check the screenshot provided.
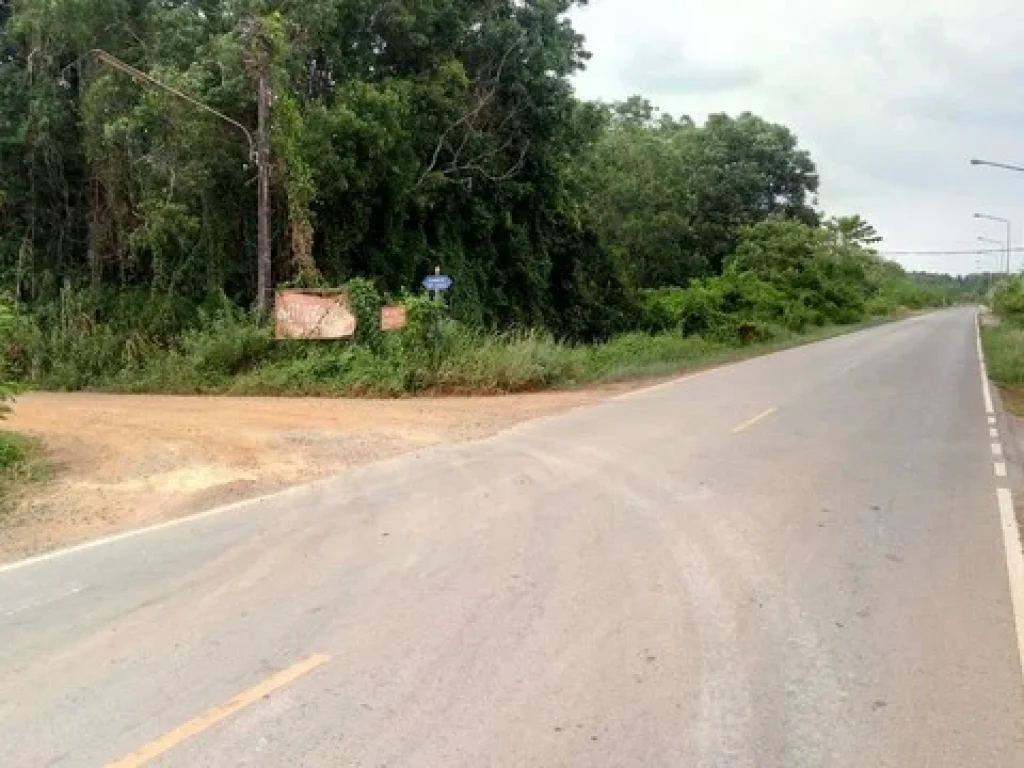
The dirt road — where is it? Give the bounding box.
[0,388,618,561]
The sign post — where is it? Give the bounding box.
[421,274,453,296]
[421,268,453,369]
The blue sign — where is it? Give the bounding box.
[422,275,453,292]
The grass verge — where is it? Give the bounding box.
[981,322,1024,416]
[0,431,47,516]
[136,319,893,398]
[12,309,907,399]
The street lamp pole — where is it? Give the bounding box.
[978,237,1004,288]
[974,213,1012,275]
[88,49,272,313]
[971,157,1024,174]
[970,157,1024,276]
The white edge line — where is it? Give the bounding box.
[0,478,329,576]
[978,314,995,415]
[978,311,1024,683]
[996,488,1024,682]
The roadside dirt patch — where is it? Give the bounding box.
[0,387,626,562]
[998,385,1024,418]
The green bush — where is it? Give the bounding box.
[642,265,818,345]
[179,304,272,379]
[993,277,1024,322]
[3,286,194,389]
[864,294,898,317]
[0,432,27,470]
[345,278,384,350]
[643,285,727,336]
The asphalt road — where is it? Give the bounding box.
[1,308,1023,767]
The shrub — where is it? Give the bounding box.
[345,278,383,350]
[993,277,1024,323]
[400,293,447,379]
[643,286,726,336]
[0,432,27,469]
[179,303,273,379]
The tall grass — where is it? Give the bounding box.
[0,431,45,515]
[4,287,898,398]
[982,323,1024,387]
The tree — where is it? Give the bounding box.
[571,102,820,290]
[828,215,882,249]
[0,0,631,337]
[0,0,927,367]
[729,217,874,326]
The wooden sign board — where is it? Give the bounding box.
[381,305,408,331]
[274,290,357,340]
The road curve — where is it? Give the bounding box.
[1,308,1022,766]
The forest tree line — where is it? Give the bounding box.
[0,0,968,395]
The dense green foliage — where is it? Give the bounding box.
[983,325,1024,390]
[570,98,819,289]
[0,293,29,501]
[908,272,990,305]
[0,430,41,513]
[0,430,26,470]
[1,0,623,336]
[991,278,1024,322]
[0,0,952,396]
[982,277,1024,401]
[978,276,1024,421]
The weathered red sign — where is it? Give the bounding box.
[274,290,357,340]
[381,305,408,331]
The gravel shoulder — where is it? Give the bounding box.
[0,387,628,562]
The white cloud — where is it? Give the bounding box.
[571,0,1024,274]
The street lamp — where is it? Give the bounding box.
[978,237,1004,286]
[970,158,1024,276]
[974,213,1012,274]
[979,235,1005,263]
[88,48,273,314]
[971,157,1024,174]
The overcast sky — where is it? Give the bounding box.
[571,0,1024,275]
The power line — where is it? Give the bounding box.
[880,247,1024,257]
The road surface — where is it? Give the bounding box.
[1,308,1022,766]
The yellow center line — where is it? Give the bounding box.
[731,407,779,435]
[107,653,331,768]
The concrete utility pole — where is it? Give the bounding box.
[255,38,273,315]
